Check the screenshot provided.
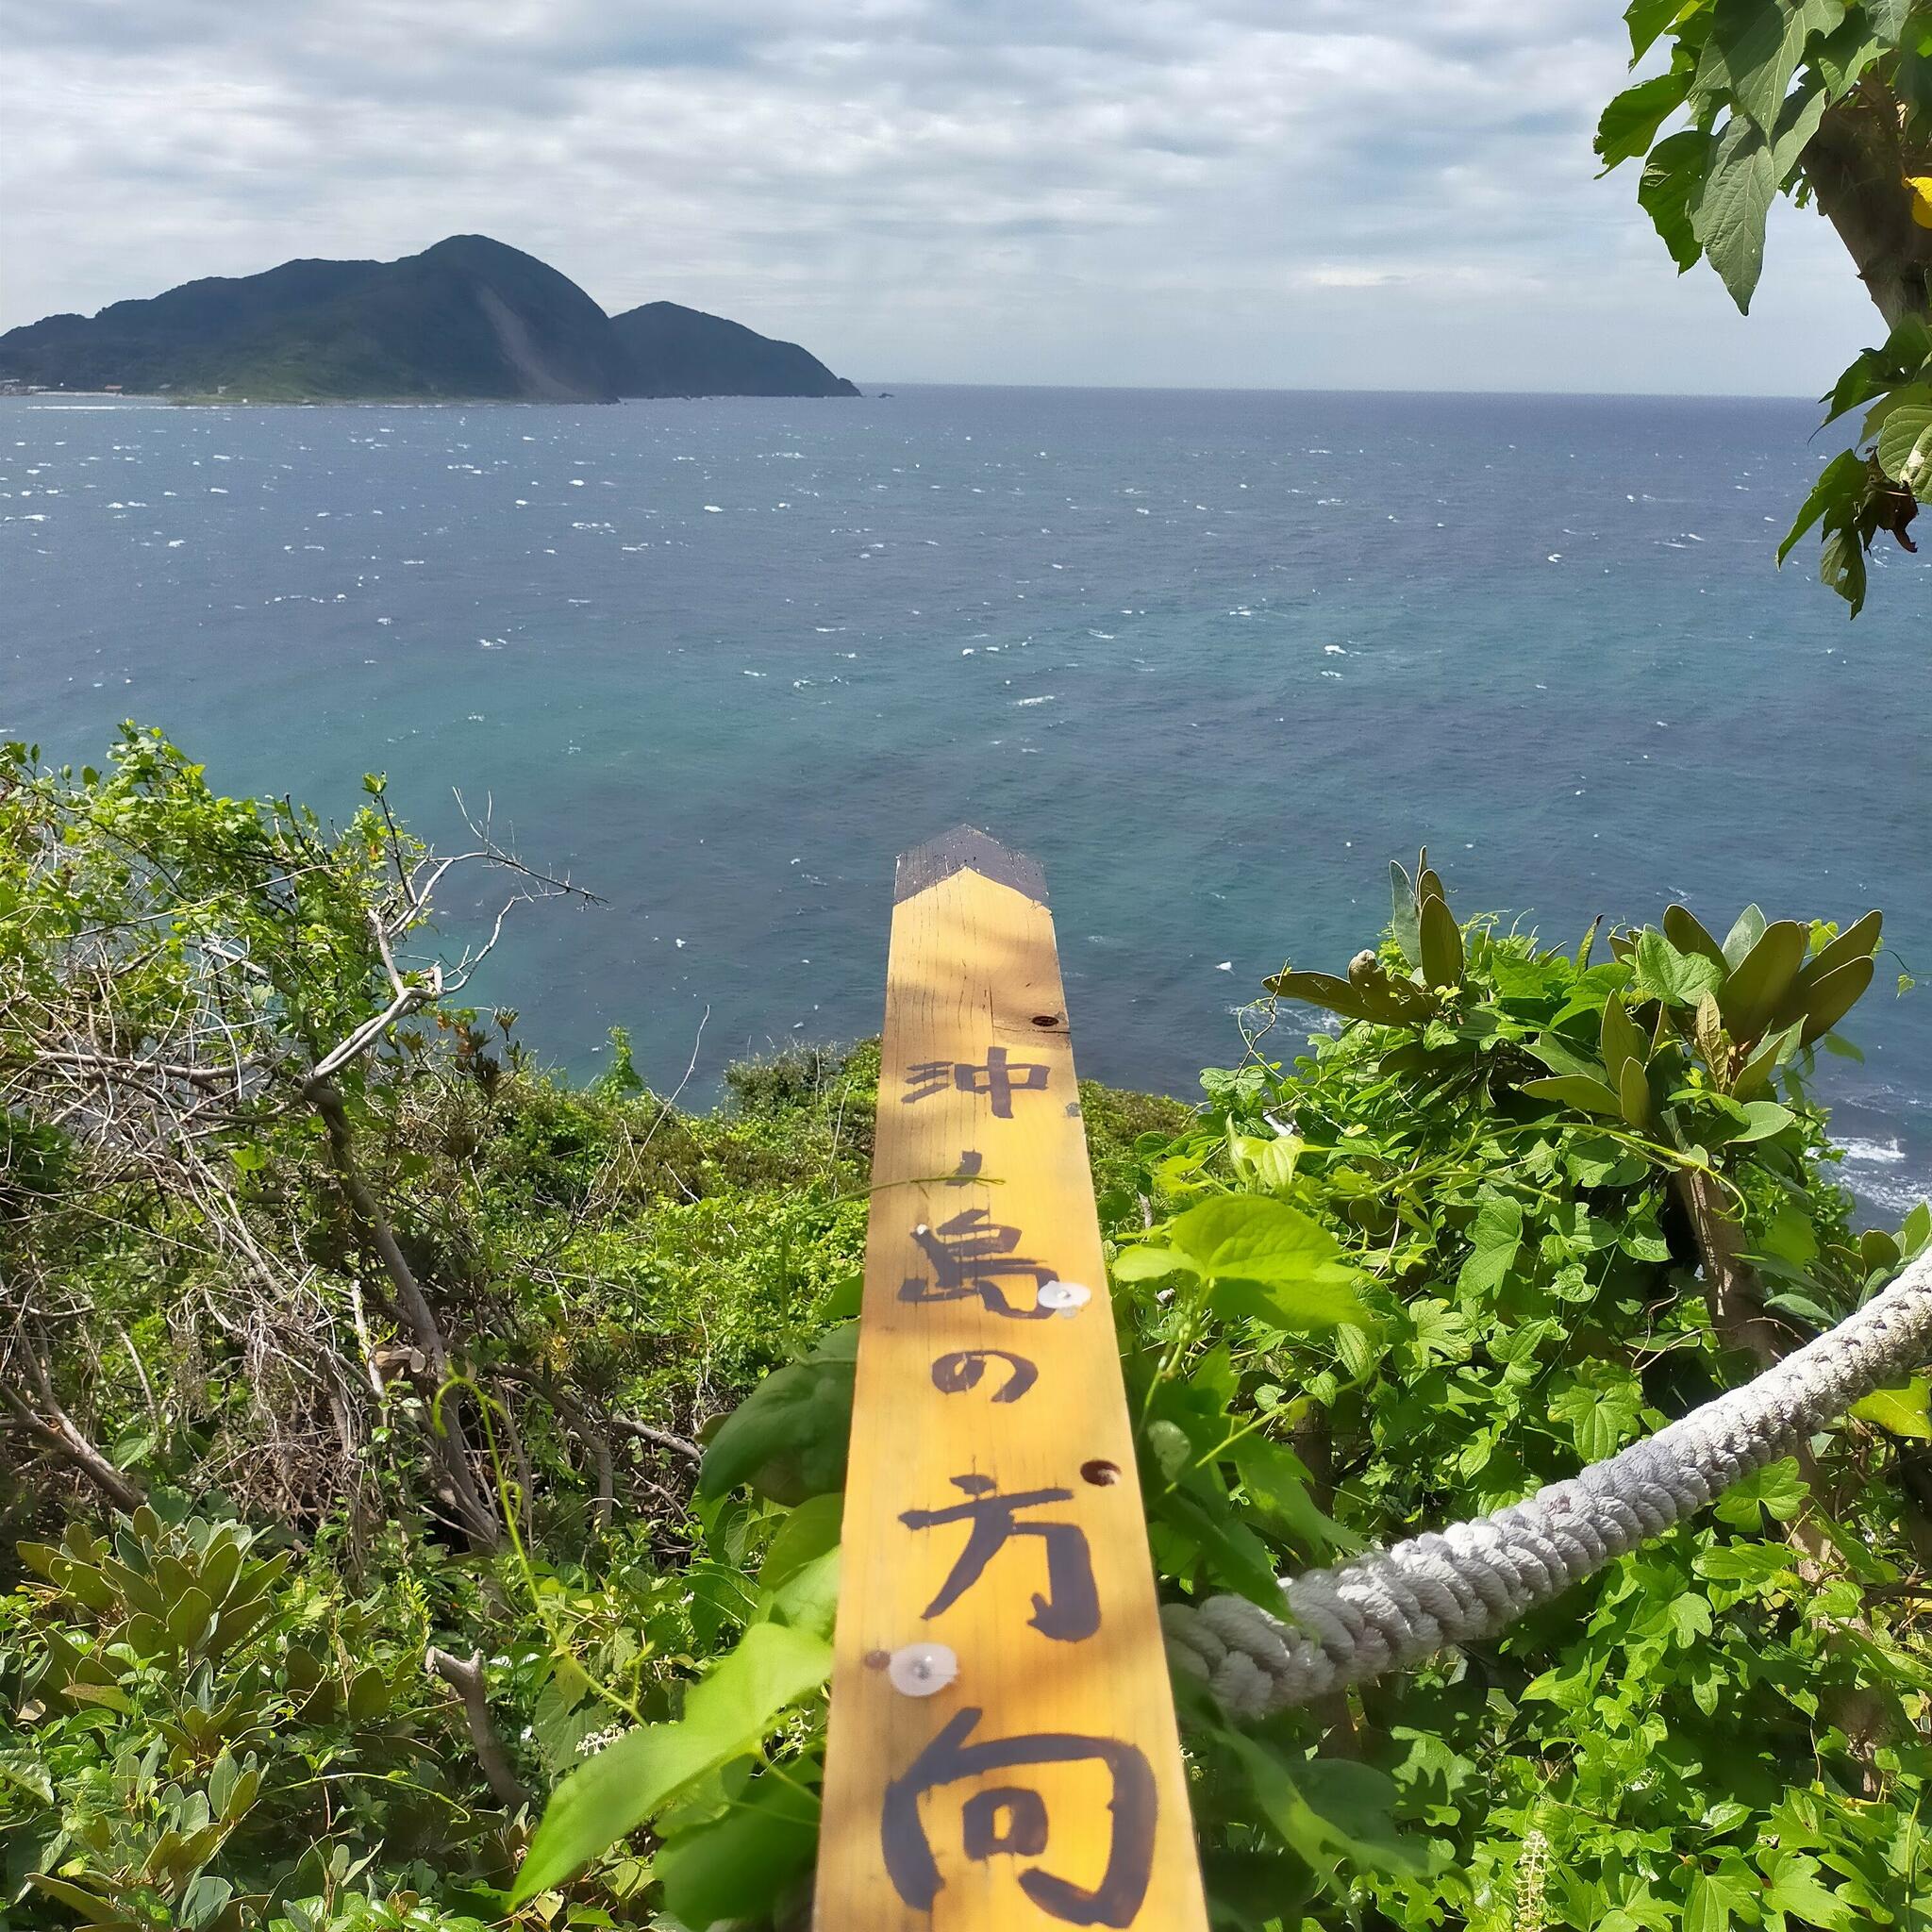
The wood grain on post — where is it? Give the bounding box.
[814,827,1208,1931]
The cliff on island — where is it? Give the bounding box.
[609,301,858,398]
[0,236,861,404]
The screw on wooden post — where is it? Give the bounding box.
[814,827,1208,1931]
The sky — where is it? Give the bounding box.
[0,0,1881,393]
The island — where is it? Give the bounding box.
[610,301,858,398]
[0,235,862,404]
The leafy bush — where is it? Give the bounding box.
[8,734,1928,1929]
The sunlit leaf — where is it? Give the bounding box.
[510,1622,832,1905]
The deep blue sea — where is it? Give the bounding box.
[3,387,1926,1220]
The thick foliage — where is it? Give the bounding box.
[8,742,1928,1930]
[1596,0,1932,609]
[522,858,1930,1930]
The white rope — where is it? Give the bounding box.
[1164,1245,1932,1720]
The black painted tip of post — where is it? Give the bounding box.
[895,826,1048,905]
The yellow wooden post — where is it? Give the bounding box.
[815,827,1208,1931]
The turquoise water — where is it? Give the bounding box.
[3,386,1926,1216]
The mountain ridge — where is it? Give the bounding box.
[0,236,860,404]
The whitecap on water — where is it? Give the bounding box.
[1841,1138,1906,1166]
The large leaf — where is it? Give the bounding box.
[1795,954,1874,1042]
[1793,908,1881,992]
[697,1329,855,1504]
[1224,1733,1427,1878]
[1521,1074,1624,1118]
[652,1769,821,1928]
[1731,1019,1801,1099]
[1768,75,1828,177]
[1641,128,1716,269]
[1231,1435,1364,1557]
[1388,860,1420,966]
[1418,891,1464,990]
[1663,904,1727,964]
[1697,0,1842,132]
[1617,1057,1655,1129]
[1874,393,1932,491]
[510,1622,832,1905]
[1597,991,1649,1089]
[1627,0,1692,60]
[1632,928,1724,1006]
[1778,449,1866,563]
[1717,919,1807,1037]
[1722,902,1767,967]
[1852,1378,1932,1441]
[1163,1195,1370,1331]
[1691,112,1778,311]
[1596,70,1693,168]
[1265,968,1424,1026]
[1153,1485,1292,1615]
[1457,1194,1524,1296]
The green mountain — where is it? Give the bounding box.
[0,239,860,404]
[608,301,858,398]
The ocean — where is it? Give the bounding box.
[3,385,1926,1220]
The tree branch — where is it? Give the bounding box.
[425,1647,531,1809]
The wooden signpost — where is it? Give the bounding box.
[814,827,1208,1931]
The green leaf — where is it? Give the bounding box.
[1617,1057,1654,1129]
[1779,449,1866,561]
[1697,0,1841,133]
[510,1622,832,1905]
[1598,991,1650,1087]
[1874,395,1932,491]
[1713,1454,1808,1524]
[1731,1018,1801,1098]
[1851,1377,1932,1440]
[1665,1590,1714,1646]
[1685,1864,1757,1932]
[1165,1195,1370,1330]
[1641,128,1716,269]
[652,1769,820,1928]
[1632,928,1724,1006]
[1903,1201,1931,1259]
[1663,903,1727,964]
[1154,1486,1291,1616]
[1457,1194,1524,1296]
[757,1492,842,1602]
[1549,1368,1644,1461]
[1691,112,1778,309]
[1521,1074,1625,1118]
[1769,74,1828,176]
[1818,519,1870,614]
[1717,917,1807,1037]
[1264,968,1424,1026]
[1731,1098,1795,1141]
[1418,891,1464,989]
[1722,903,1767,967]
[1811,14,1886,95]
[1795,908,1881,990]
[1627,0,1691,60]
[1111,1242,1190,1281]
[1232,1436,1365,1557]
[1597,70,1693,168]
[1389,860,1420,966]
[697,1333,854,1504]
[1760,1852,1856,1930]
[1224,1733,1427,1878]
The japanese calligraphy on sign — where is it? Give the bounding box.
[903,1044,1051,1118]
[814,828,1208,1930]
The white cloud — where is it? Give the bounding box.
[0,0,1884,391]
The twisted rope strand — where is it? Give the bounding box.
[1164,1245,1932,1720]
